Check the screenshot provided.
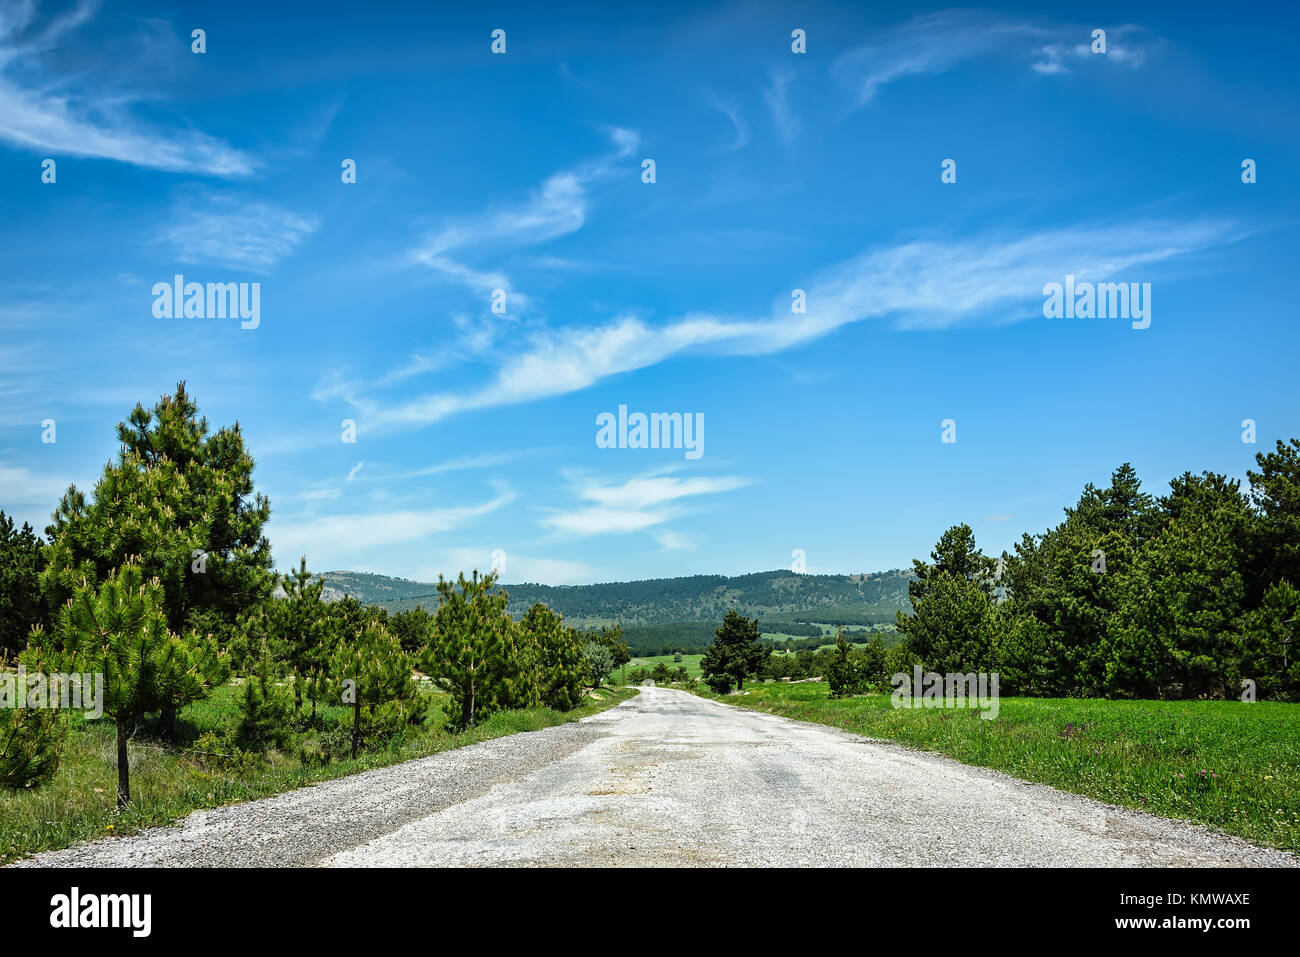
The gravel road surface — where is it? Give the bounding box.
[15,687,1297,867]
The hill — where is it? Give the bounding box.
[319,568,914,640]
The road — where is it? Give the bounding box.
[15,687,1297,867]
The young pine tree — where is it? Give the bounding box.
[331,621,416,758]
[519,603,586,710]
[33,564,226,807]
[251,557,333,719]
[827,627,863,698]
[0,650,65,789]
[236,642,293,751]
[423,571,511,729]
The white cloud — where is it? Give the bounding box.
[270,485,514,561]
[340,217,1240,433]
[400,449,539,477]
[763,69,799,145]
[159,192,318,273]
[833,12,1149,107]
[0,461,73,508]
[540,470,752,538]
[653,529,697,552]
[409,127,639,297]
[0,2,256,176]
[708,92,750,150]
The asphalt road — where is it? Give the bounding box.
[15,687,1297,867]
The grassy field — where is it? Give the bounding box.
[694,681,1300,852]
[615,653,704,680]
[0,683,636,865]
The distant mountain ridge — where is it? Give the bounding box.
[319,568,914,629]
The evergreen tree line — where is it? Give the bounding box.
[889,448,1300,701]
[0,385,629,803]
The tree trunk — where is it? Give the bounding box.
[116,719,130,809]
[159,705,178,740]
[351,699,360,759]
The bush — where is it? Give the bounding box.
[192,730,267,774]
[583,642,614,687]
[235,649,293,752]
[0,704,64,789]
[827,629,866,698]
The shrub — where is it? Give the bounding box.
[583,642,614,687]
[236,646,293,752]
[0,703,64,789]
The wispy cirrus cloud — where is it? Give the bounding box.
[331,217,1240,434]
[708,92,750,150]
[0,1,257,176]
[833,11,1150,108]
[540,469,752,538]
[409,126,639,299]
[0,461,73,509]
[763,68,799,145]
[159,191,318,273]
[269,483,515,561]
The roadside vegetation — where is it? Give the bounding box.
[0,682,633,864]
[0,383,636,850]
[693,680,1300,852]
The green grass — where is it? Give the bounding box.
[615,653,704,680]
[0,684,636,865]
[694,681,1300,852]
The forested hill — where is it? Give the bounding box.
[319,569,913,629]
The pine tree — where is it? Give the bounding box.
[236,642,292,751]
[1238,581,1300,701]
[41,383,274,635]
[39,385,272,736]
[0,650,65,789]
[701,610,767,692]
[519,603,586,710]
[250,557,333,720]
[1248,438,1300,589]
[827,627,863,698]
[897,572,999,676]
[0,511,46,657]
[330,620,415,758]
[33,564,226,807]
[1110,472,1253,698]
[423,570,511,729]
[908,524,997,604]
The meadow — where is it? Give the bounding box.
[0,682,634,864]
[614,653,705,680]
[693,681,1300,852]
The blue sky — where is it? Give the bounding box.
[1,0,1298,585]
